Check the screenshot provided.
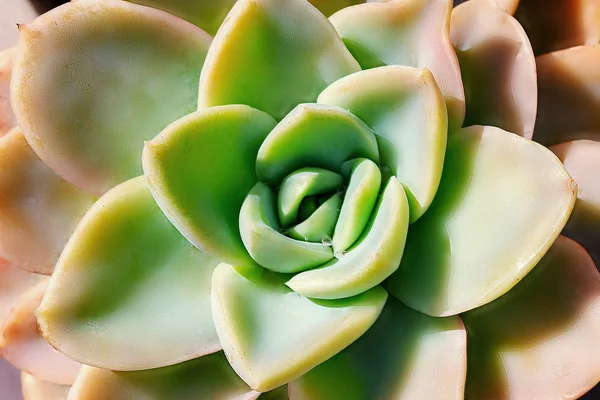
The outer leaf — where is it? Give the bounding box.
[1,280,80,385]
[450,0,537,138]
[37,177,221,371]
[288,297,466,400]
[387,125,577,316]
[0,47,16,137]
[534,45,600,146]
[11,0,212,195]
[21,373,70,400]
[493,0,519,14]
[143,105,277,269]
[211,263,387,392]
[551,140,600,266]
[69,353,259,400]
[287,177,409,299]
[197,0,360,121]
[318,66,447,222]
[0,262,44,329]
[463,236,600,399]
[0,129,95,274]
[329,0,464,129]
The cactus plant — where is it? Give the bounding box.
[1,0,600,399]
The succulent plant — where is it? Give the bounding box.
[1,0,600,399]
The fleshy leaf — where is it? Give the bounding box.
[69,352,260,400]
[534,45,600,146]
[288,194,342,243]
[387,125,577,316]
[493,0,519,14]
[256,104,379,185]
[11,0,212,195]
[318,66,447,222]
[0,129,96,274]
[143,105,276,268]
[463,236,600,399]
[0,263,44,329]
[450,0,537,138]
[329,0,464,129]
[211,263,387,392]
[197,0,360,121]
[37,177,221,371]
[514,0,600,55]
[21,373,70,400]
[1,280,80,385]
[287,177,408,299]
[239,183,333,273]
[551,140,600,266]
[288,297,466,400]
[0,47,16,137]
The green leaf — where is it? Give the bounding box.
[462,236,600,400]
[38,177,221,371]
[198,0,360,120]
[239,183,333,273]
[329,0,464,129]
[211,263,387,392]
[287,177,408,299]
[288,297,466,400]
[288,194,342,243]
[318,66,447,222]
[69,352,259,400]
[256,104,379,185]
[387,125,577,316]
[143,105,277,269]
[12,0,212,195]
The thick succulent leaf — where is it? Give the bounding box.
[387,125,577,316]
[239,183,334,273]
[493,0,519,14]
[463,236,600,399]
[0,129,96,274]
[21,373,70,400]
[329,0,464,129]
[143,106,276,268]
[450,0,537,138]
[551,140,600,266]
[211,263,387,392]
[288,297,466,400]
[0,47,16,137]
[0,262,44,329]
[318,66,447,222]
[514,0,600,55]
[197,0,360,121]
[69,352,260,400]
[11,0,212,195]
[534,45,600,147]
[256,104,379,185]
[1,280,80,385]
[37,177,221,371]
[287,177,409,299]
[288,194,342,243]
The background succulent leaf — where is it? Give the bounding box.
[239,183,334,273]
[462,236,600,399]
[0,280,80,385]
[534,44,600,146]
[330,0,465,129]
[11,0,212,195]
[387,125,577,316]
[69,352,260,400]
[0,47,16,137]
[211,263,387,392]
[450,0,537,139]
[37,177,221,371]
[143,105,277,269]
[288,296,466,400]
[318,66,447,222]
[0,129,96,274]
[197,0,361,121]
[259,386,290,400]
[551,140,600,266]
[287,177,409,299]
[0,262,44,330]
[21,373,70,400]
[256,104,379,185]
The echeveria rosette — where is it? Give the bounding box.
[0,0,599,399]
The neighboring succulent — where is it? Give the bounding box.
[0,0,600,399]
